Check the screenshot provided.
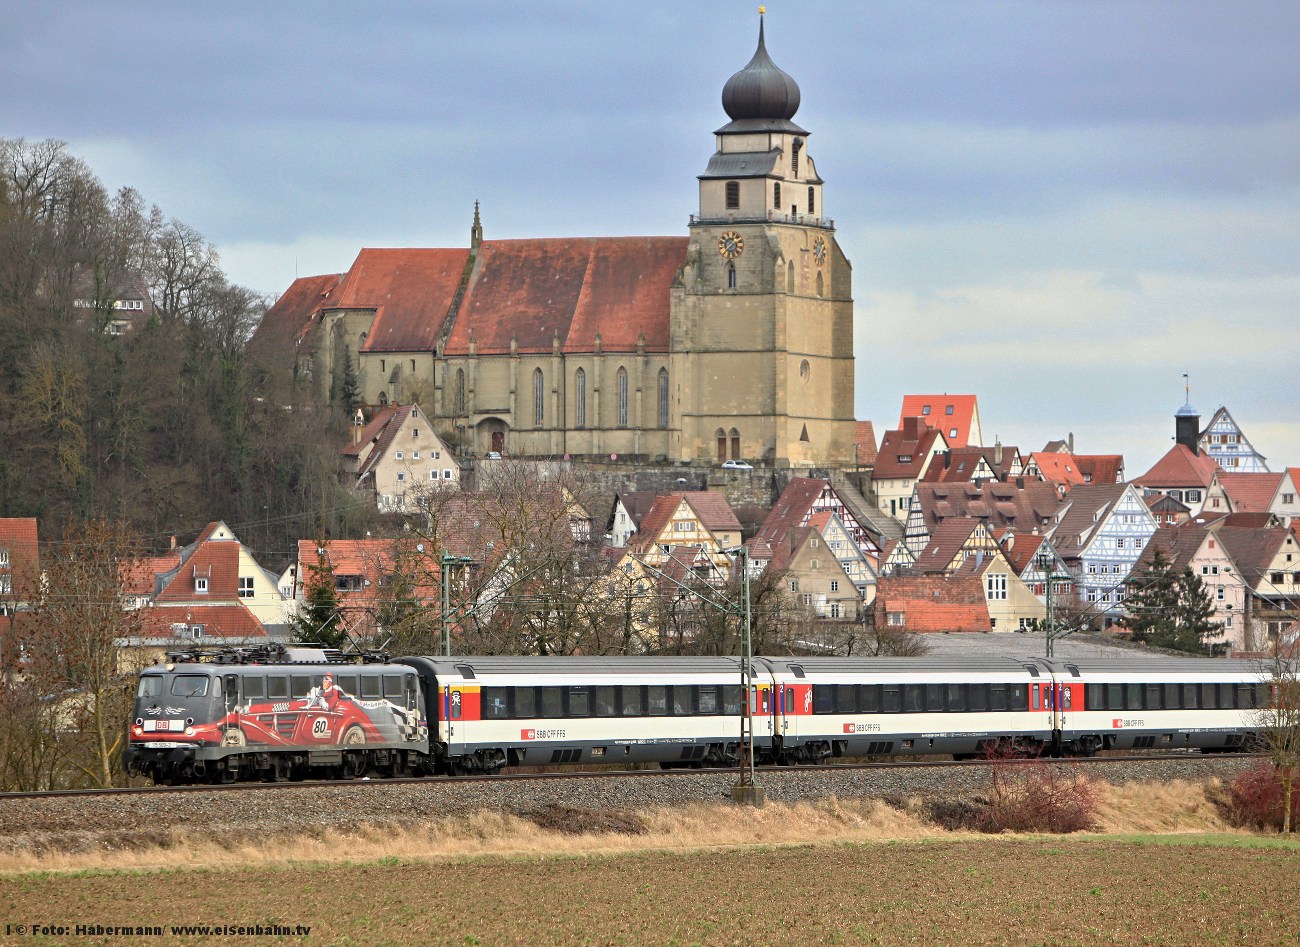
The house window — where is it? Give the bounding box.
[575,368,587,429]
[830,602,841,618]
[238,576,254,599]
[950,429,958,438]
[922,405,931,415]
[657,369,669,428]
[789,580,798,592]
[0,548,8,566]
[395,451,403,460]
[802,594,813,606]
[430,471,439,481]
[887,612,905,627]
[773,181,781,210]
[830,580,839,592]
[1284,493,1296,504]
[1186,490,1201,502]
[397,472,406,482]
[1116,538,1125,549]
[617,367,629,427]
[195,577,209,594]
[725,180,739,209]
[986,574,1007,601]
[1217,587,1225,600]
[0,576,10,594]
[412,451,420,459]
[443,469,453,479]
[533,368,545,426]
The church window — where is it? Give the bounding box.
[815,271,823,297]
[575,369,587,429]
[378,391,388,406]
[730,428,740,460]
[657,369,669,428]
[773,181,781,210]
[617,367,629,427]
[727,264,737,290]
[533,369,544,427]
[380,360,386,373]
[807,186,814,215]
[725,180,739,209]
[716,429,727,464]
[786,261,794,293]
[791,140,800,177]
[800,360,810,382]
[455,369,466,415]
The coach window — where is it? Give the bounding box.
[243,677,265,701]
[925,684,944,713]
[1126,684,1142,711]
[1007,684,1027,709]
[1201,683,1218,709]
[594,686,617,717]
[722,685,743,716]
[1235,683,1254,709]
[384,676,403,700]
[1182,683,1199,709]
[903,684,924,714]
[648,686,668,716]
[483,687,509,719]
[290,675,312,699]
[673,687,693,716]
[1085,683,1102,710]
[882,685,902,713]
[698,686,718,715]
[859,684,879,713]
[267,676,289,700]
[1256,683,1271,707]
[569,687,590,717]
[989,684,1007,712]
[813,686,834,714]
[514,687,537,719]
[541,687,564,718]
[967,683,987,713]
[1219,683,1237,708]
[1144,684,1162,709]
[836,684,857,714]
[1106,683,1123,710]
[1032,686,1040,711]
[947,684,965,713]
[361,675,382,700]
[621,686,643,716]
[1165,683,1181,709]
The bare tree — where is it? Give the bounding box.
[1253,641,1300,832]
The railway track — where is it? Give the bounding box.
[0,752,1260,802]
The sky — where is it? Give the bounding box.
[4,1,1298,477]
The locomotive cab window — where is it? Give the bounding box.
[137,676,163,698]
[170,675,209,698]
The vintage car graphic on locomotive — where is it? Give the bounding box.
[123,646,1273,785]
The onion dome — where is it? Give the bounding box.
[721,15,801,122]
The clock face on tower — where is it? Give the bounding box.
[718,231,745,259]
[813,236,827,266]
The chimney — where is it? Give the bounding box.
[994,440,1003,466]
[353,408,365,446]
[903,416,922,438]
[1068,432,1075,454]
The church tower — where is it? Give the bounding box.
[671,12,855,468]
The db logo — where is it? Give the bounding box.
[521,729,536,740]
[1112,718,1123,729]
[843,723,856,734]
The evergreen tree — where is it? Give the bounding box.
[1125,548,1221,654]
[295,540,346,648]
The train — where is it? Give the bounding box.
[122,645,1271,786]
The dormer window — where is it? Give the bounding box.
[195,577,209,594]
[725,181,739,209]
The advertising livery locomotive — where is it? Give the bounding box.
[124,646,1270,785]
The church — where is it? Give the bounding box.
[252,15,856,469]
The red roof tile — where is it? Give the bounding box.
[247,273,342,362]
[872,575,990,632]
[1218,472,1284,513]
[874,419,945,479]
[1136,443,1220,489]
[0,518,40,596]
[755,478,827,546]
[138,603,268,640]
[899,395,978,448]
[682,493,742,534]
[1030,452,1086,490]
[335,248,471,354]
[444,237,687,356]
[1074,455,1124,485]
[157,540,240,601]
[854,421,877,465]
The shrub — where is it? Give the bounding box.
[525,804,647,836]
[1221,762,1300,831]
[982,762,1100,834]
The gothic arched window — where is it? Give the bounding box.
[575,368,587,429]
[455,368,466,415]
[787,260,795,294]
[657,368,669,428]
[716,428,727,464]
[816,271,824,298]
[377,391,388,406]
[616,367,629,427]
[727,264,736,290]
[725,180,739,209]
[730,428,741,461]
[533,368,544,427]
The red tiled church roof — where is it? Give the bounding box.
[247,273,342,361]
[339,248,471,354]
[445,237,687,356]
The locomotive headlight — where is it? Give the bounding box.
[185,727,195,736]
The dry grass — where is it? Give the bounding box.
[0,780,1258,877]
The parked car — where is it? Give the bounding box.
[721,459,753,470]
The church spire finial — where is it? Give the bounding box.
[471,200,483,252]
